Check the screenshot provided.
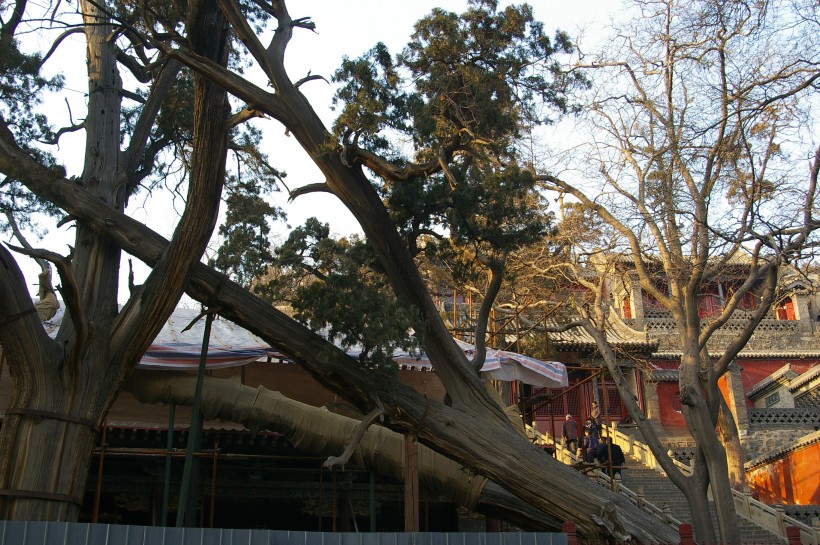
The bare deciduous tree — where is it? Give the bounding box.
[537,0,819,541]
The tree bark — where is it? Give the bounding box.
[680,339,740,544]
[0,245,97,520]
[717,396,746,490]
[0,1,122,519]
[0,0,230,521]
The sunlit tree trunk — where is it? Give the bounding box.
[123,371,567,530]
[718,394,746,489]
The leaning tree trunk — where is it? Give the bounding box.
[0,141,681,541]
[123,371,564,530]
[0,0,230,521]
[122,216,680,543]
[1,13,679,542]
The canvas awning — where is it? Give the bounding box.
[347,338,567,387]
[43,307,274,370]
[42,307,567,386]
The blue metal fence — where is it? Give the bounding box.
[0,522,568,545]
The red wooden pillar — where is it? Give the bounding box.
[403,433,419,531]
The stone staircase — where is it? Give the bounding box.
[617,456,785,543]
[537,423,819,543]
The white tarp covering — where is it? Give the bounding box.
[41,307,567,386]
[42,307,274,370]
[389,339,567,387]
[458,339,568,387]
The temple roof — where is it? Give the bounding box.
[545,305,820,361]
[790,364,820,391]
[745,430,820,470]
[651,350,820,360]
[748,364,799,399]
[649,369,679,382]
[547,308,659,353]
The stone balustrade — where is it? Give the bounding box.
[599,424,820,545]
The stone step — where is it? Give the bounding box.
[612,450,784,543]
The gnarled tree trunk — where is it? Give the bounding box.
[0,1,122,519]
[0,0,229,521]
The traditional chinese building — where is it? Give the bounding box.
[538,261,820,508]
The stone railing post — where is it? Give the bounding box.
[776,504,787,535]
[786,526,803,545]
[562,521,578,545]
[740,490,753,518]
[678,523,696,545]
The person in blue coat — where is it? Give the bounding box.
[581,428,599,463]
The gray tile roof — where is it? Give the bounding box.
[745,430,820,470]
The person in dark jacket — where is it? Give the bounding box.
[581,428,599,463]
[562,414,579,452]
[595,436,626,478]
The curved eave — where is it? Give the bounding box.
[551,340,660,354]
[789,365,820,391]
[649,369,679,382]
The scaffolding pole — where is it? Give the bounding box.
[176,310,214,527]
